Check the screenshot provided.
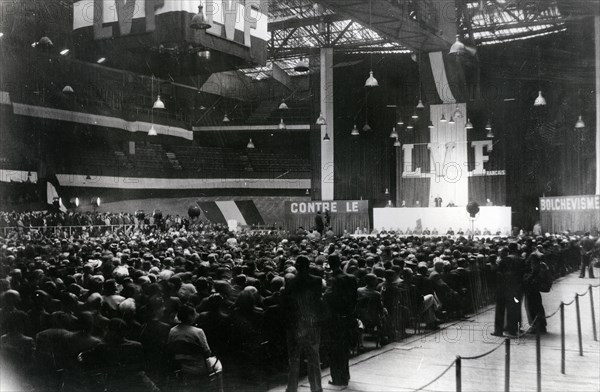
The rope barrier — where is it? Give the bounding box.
[461,340,505,360]
[413,359,457,392]
[591,283,600,288]
[576,290,589,297]
[545,306,561,319]
[563,298,576,306]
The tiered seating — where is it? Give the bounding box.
[247,152,311,178]
[130,143,169,171]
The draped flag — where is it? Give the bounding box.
[197,200,265,226]
[46,175,67,212]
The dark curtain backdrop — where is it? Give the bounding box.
[468,176,506,206]
[284,213,370,235]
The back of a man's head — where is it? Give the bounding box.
[328,254,341,271]
[295,255,310,274]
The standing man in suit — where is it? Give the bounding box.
[324,254,358,386]
[282,256,324,392]
[579,232,596,279]
[434,195,443,207]
[492,243,525,337]
[315,211,325,235]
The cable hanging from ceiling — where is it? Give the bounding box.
[364,0,379,88]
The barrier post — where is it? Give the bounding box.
[536,329,541,392]
[455,356,462,392]
[504,338,510,392]
[575,295,583,356]
[590,285,597,342]
[560,302,565,374]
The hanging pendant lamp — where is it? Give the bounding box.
[278,99,289,110]
[62,85,74,94]
[246,138,255,149]
[148,125,158,136]
[153,95,165,109]
[574,115,585,129]
[365,71,379,87]
[440,114,447,122]
[397,119,404,126]
[323,132,331,141]
[406,122,414,130]
[389,128,398,138]
[351,124,360,136]
[448,115,455,124]
[411,111,419,119]
[428,121,434,129]
[279,118,286,130]
[533,91,546,106]
[362,123,372,132]
[416,100,425,110]
[190,4,211,30]
[465,118,474,129]
[393,138,401,147]
[486,129,494,138]
[316,112,326,125]
[453,105,463,118]
[222,114,230,123]
[294,58,309,73]
[449,35,466,55]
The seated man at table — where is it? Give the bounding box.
[446,227,455,236]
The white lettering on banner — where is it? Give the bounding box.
[539,195,600,211]
[287,201,367,214]
[290,203,298,213]
[402,144,421,176]
[471,140,493,175]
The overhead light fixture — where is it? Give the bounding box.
[574,115,585,129]
[316,112,326,125]
[199,105,206,110]
[97,57,106,64]
[385,188,390,195]
[449,35,466,55]
[406,122,414,130]
[0,32,4,38]
[448,115,455,124]
[153,95,165,109]
[485,120,492,131]
[323,132,331,141]
[62,85,74,94]
[397,119,404,126]
[279,118,286,130]
[365,70,379,87]
[247,138,255,149]
[393,138,401,147]
[278,99,289,110]
[148,125,157,136]
[486,129,494,138]
[190,4,211,30]
[70,197,80,208]
[351,124,360,136]
[416,100,425,110]
[305,189,310,195]
[38,36,53,47]
[222,114,230,122]
[411,111,419,119]
[362,123,372,132]
[440,114,447,122]
[389,128,398,138]
[92,197,101,207]
[465,118,474,129]
[60,49,69,55]
[534,90,546,106]
[453,105,463,118]
[294,58,309,73]
[428,121,434,129]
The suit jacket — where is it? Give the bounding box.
[282,273,324,329]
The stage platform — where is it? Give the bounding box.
[373,206,512,235]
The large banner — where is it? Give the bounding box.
[539,195,600,233]
[397,103,506,207]
[284,200,369,234]
[73,0,269,65]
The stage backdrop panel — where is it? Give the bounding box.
[283,200,369,234]
[373,206,511,235]
[539,195,600,233]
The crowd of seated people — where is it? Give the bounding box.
[0,209,590,391]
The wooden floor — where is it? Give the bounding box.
[264,269,600,392]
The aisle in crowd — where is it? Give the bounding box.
[0,209,596,392]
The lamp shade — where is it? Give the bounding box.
[385,188,390,195]
[247,138,255,149]
[534,91,546,106]
[448,115,455,124]
[389,128,399,138]
[486,129,494,138]
[574,115,585,129]
[485,120,492,131]
[62,85,74,94]
[148,125,158,136]
[365,71,379,87]
[222,114,230,122]
[465,118,474,129]
[411,111,419,119]
[278,99,289,110]
[453,105,463,118]
[190,5,211,30]
[294,58,309,73]
[406,122,414,130]
[449,35,466,55]
[362,123,372,132]
[428,121,434,129]
[323,132,331,141]
[279,118,286,130]
[397,119,404,126]
[351,124,360,136]
[153,95,165,109]
[316,113,326,125]
[416,99,425,110]
[440,114,447,122]
[38,36,53,46]
[393,138,401,147]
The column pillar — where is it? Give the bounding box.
[595,16,600,194]
[320,47,334,201]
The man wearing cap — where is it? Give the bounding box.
[282,255,324,392]
[579,232,596,279]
